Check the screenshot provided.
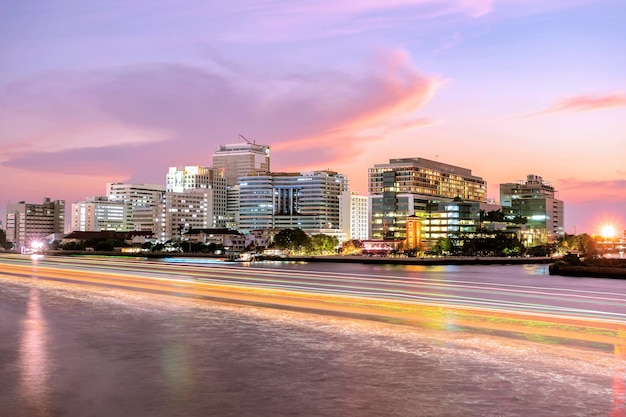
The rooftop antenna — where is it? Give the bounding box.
[238,134,255,145]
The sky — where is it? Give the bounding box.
[1,0,625,235]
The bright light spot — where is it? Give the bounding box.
[600,224,617,239]
[31,241,43,250]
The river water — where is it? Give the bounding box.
[0,262,624,416]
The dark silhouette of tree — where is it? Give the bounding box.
[273,228,312,253]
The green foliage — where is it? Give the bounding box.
[273,228,312,254]
[310,234,339,255]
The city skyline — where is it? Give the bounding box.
[1,0,624,234]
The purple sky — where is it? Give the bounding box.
[1,0,625,235]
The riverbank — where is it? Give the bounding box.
[285,255,553,266]
[549,264,626,279]
[45,251,553,265]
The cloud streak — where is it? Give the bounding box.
[525,92,626,117]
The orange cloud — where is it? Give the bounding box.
[526,92,626,117]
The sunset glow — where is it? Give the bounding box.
[600,224,618,240]
[1,0,624,234]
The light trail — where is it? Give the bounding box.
[2,254,626,347]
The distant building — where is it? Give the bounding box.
[499,174,564,245]
[154,189,226,242]
[339,191,369,241]
[6,198,65,252]
[161,166,228,236]
[238,170,348,234]
[212,142,271,187]
[106,183,165,231]
[368,157,486,240]
[71,196,128,232]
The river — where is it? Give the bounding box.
[0,258,625,416]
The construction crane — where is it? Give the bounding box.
[238,134,255,145]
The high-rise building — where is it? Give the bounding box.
[106,183,165,231]
[154,190,221,242]
[368,158,486,240]
[71,196,127,232]
[212,142,271,187]
[238,171,348,233]
[156,166,227,239]
[499,174,564,245]
[5,198,65,252]
[339,192,369,241]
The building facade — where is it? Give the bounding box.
[5,198,65,252]
[71,196,128,232]
[339,192,370,241]
[499,174,564,245]
[212,142,271,187]
[154,190,220,242]
[106,183,165,231]
[238,171,348,234]
[368,158,487,241]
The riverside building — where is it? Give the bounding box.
[212,141,271,229]
[5,198,65,252]
[212,142,271,187]
[499,174,564,245]
[238,171,348,235]
[106,183,165,231]
[155,166,228,241]
[70,196,128,232]
[368,158,486,240]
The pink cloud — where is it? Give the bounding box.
[0,51,441,209]
[557,178,626,203]
[525,92,626,117]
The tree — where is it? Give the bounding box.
[273,228,312,254]
[575,233,598,257]
[310,234,339,255]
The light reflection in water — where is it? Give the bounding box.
[161,341,193,400]
[19,285,51,417]
[612,332,626,416]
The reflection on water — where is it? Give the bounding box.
[19,286,51,417]
[162,341,193,400]
[612,334,626,416]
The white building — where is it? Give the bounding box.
[340,192,369,241]
[6,198,65,252]
[238,171,348,234]
[106,183,165,231]
[71,196,128,232]
[212,141,271,187]
[154,189,228,242]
